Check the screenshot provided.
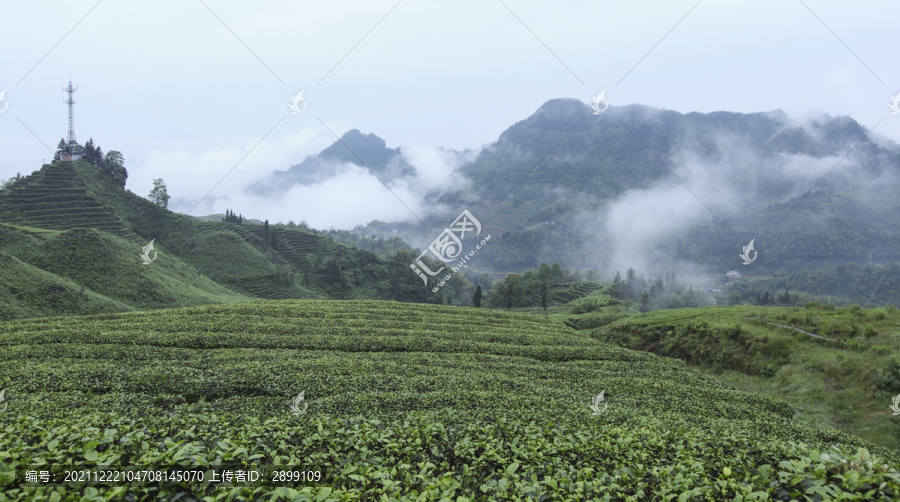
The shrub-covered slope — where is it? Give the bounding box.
[69,158,451,304]
[1,300,897,500]
[596,304,900,452]
[0,223,248,319]
[0,248,131,320]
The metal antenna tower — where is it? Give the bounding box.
[63,80,77,144]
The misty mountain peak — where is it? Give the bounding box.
[248,129,410,195]
[532,98,592,121]
[336,129,387,151]
[313,129,398,166]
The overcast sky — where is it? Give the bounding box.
[0,0,897,228]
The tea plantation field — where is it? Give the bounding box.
[1,300,898,500]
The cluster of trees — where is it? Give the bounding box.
[610,268,702,312]
[611,268,811,310]
[783,261,900,307]
[482,259,896,312]
[321,258,348,298]
[612,269,684,300]
[262,220,283,251]
[222,209,244,225]
[723,285,824,308]
[537,260,898,311]
[65,138,127,187]
[383,248,476,306]
[323,229,413,258]
[755,290,793,305]
[1,172,22,190]
[485,262,572,309]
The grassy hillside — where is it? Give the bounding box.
[0,223,248,319]
[0,249,131,320]
[0,160,465,320]
[595,304,900,452]
[1,301,898,499]
[72,158,463,305]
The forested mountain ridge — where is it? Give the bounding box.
[266,99,900,283]
[453,99,898,208]
[444,99,900,273]
[200,99,900,306]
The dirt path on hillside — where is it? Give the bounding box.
[747,317,833,341]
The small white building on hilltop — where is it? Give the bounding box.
[727,270,742,279]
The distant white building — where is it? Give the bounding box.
[726,270,742,279]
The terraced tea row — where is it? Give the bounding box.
[225,278,318,300]
[0,161,128,236]
[244,224,341,279]
[1,300,897,500]
[522,281,602,307]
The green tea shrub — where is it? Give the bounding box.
[842,338,866,352]
[874,355,900,390]
[570,302,597,315]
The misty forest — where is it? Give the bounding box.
[3,2,900,500]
